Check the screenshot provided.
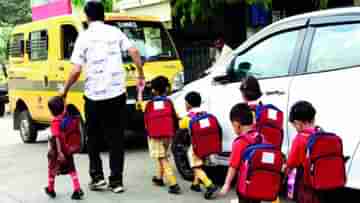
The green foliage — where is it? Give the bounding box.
[172,0,272,26]
[0,0,31,26]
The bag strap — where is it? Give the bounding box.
[189,112,210,130]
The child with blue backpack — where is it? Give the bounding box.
[144,76,181,194]
[45,96,84,200]
[219,103,262,203]
[179,91,219,199]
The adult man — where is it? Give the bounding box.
[61,1,144,193]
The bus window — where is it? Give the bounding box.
[61,25,78,60]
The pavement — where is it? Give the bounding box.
[0,114,292,203]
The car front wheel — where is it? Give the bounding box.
[172,129,193,181]
[19,110,38,143]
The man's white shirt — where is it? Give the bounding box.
[71,21,133,101]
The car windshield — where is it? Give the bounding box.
[106,21,178,63]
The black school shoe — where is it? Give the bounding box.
[190,184,202,192]
[204,184,218,200]
[44,187,56,198]
[152,176,165,187]
[71,189,84,200]
[168,184,181,194]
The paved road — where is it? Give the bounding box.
[0,114,291,203]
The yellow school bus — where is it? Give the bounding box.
[7,13,184,149]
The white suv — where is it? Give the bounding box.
[171,7,360,191]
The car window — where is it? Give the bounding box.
[308,23,360,72]
[230,30,299,81]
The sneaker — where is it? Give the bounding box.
[168,184,181,194]
[89,179,107,191]
[71,189,84,200]
[190,184,202,192]
[204,184,218,200]
[109,184,125,193]
[152,176,165,187]
[44,187,56,198]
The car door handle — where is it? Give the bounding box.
[58,66,64,71]
[265,90,285,96]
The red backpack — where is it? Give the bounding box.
[189,112,222,158]
[60,112,81,155]
[251,103,284,149]
[237,141,284,201]
[144,96,177,138]
[305,130,346,190]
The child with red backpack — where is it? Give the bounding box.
[144,76,181,194]
[45,96,84,200]
[219,103,283,203]
[179,91,220,199]
[240,76,284,150]
[286,101,346,203]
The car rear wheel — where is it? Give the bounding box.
[19,110,38,143]
[0,102,4,117]
[172,129,193,181]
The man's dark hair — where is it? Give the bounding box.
[289,101,316,123]
[230,103,254,125]
[48,96,65,117]
[185,91,202,108]
[240,76,262,101]
[84,1,105,22]
[151,76,170,95]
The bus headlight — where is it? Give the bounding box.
[172,71,184,92]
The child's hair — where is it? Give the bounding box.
[230,103,254,125]
[240,76,262,101]
[151,76,170,96]
[48,96,65,117]
[185,91,202,108]
[289,101,316,123]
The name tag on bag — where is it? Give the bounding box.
[154,101,164,110]
[262,152,275,164]
[199,118,210,129]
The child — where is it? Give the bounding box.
[46,96,84,200]
[219,103,262,203]
[286,101,320,203]
[240,75,263,107]
[144,76,181,194]
[179,91,218,199]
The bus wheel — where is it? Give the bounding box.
[19,110,38,143]
[172,129,194,181]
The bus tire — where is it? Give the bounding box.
[19,110,38,143]
[0,102,4,117]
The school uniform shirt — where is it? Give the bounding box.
[71,21,133,101]
[229,130,260,169]
[287,127,317,185]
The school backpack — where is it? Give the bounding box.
[189,112,222,159]
[237,141,284,201]
[144,96,177,138]
[305,130,346,190]
[60,110,82,155]
[250,103,284,149]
